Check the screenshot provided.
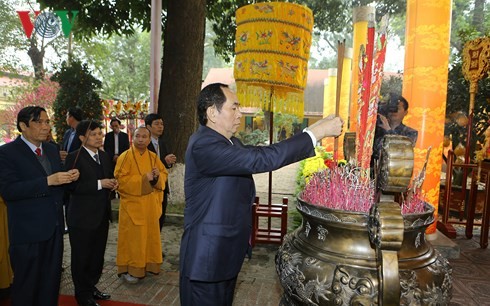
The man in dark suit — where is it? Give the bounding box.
[65,120,117,306]
[145,113,176,231]
[103,118,130,164]
[179,83,343,305]
[60,106,83,162]
[0,106,79,306]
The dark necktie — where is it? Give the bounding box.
[94,153,100,164]
[35,147,42,156]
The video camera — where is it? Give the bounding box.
[377,93,402,118]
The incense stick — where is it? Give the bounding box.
[334,39,346,160]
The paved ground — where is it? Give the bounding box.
[58,162,490,305]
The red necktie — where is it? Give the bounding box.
[35,147,42,156]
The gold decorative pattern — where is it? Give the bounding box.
[462,37,490,101]
[402,0,452,234]
[234,2,313,117]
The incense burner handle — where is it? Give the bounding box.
[368,201,404,306]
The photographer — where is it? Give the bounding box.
[373,94,418,161]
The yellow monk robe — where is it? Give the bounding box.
[114,147,168,277]
[0,197,13,290]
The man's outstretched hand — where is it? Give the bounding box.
[307,115,344,140]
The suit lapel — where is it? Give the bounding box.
[14,138,47,175]
[148,142,156,153]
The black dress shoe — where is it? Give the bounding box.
[93,288,111,300]
[78,298,100,306]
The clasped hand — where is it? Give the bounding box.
[47,169,80,186]
[101,178,118,191]
[165,154,177,165]
[146,168,160,181]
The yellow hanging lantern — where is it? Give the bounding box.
[234,2,313,118]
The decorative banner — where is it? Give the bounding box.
[462,37,490,111]
[402,0,452,235]
[356,20,375,170]
[234,2,313,118]
[356,16,388,172]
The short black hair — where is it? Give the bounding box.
[389,93,409,111]
[67,107,83,121]
[197,83,229,125]
[76,120,102,136]
[144,113,163,127]
[110,118,121,125]
[398,96,409,111]
[17,106,46,132]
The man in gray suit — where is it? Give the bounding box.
[179,83,343,305]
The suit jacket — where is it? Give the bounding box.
[180,125,314,282]
[104,131,130,161]
[62,128,82,153]
[0,138,64,245]
[65,148,114,229]
[148,137,171,194]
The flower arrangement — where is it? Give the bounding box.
[102,99,149,120]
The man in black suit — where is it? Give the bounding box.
[179,83,343,305]
[0,106,79,306]
[65,120,117,306]
[60,106,83,162]
[103,118,130,164]
[145,113,176,230]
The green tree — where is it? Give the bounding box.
[273,113,300,142]
[0,0,28,72]
[203,21,231,80]
[380,75,403,97]
[73,30,151,101]
[50,60,102,142]
[37,0,407,160]
[0,0,72,78]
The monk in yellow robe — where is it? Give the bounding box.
[0,196,13,298]
[114,127,167,283]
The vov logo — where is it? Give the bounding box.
[17,10,79,39]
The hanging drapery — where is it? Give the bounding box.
[356,16,388,171]
[234,2,313,118]
[356,21,375,170]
